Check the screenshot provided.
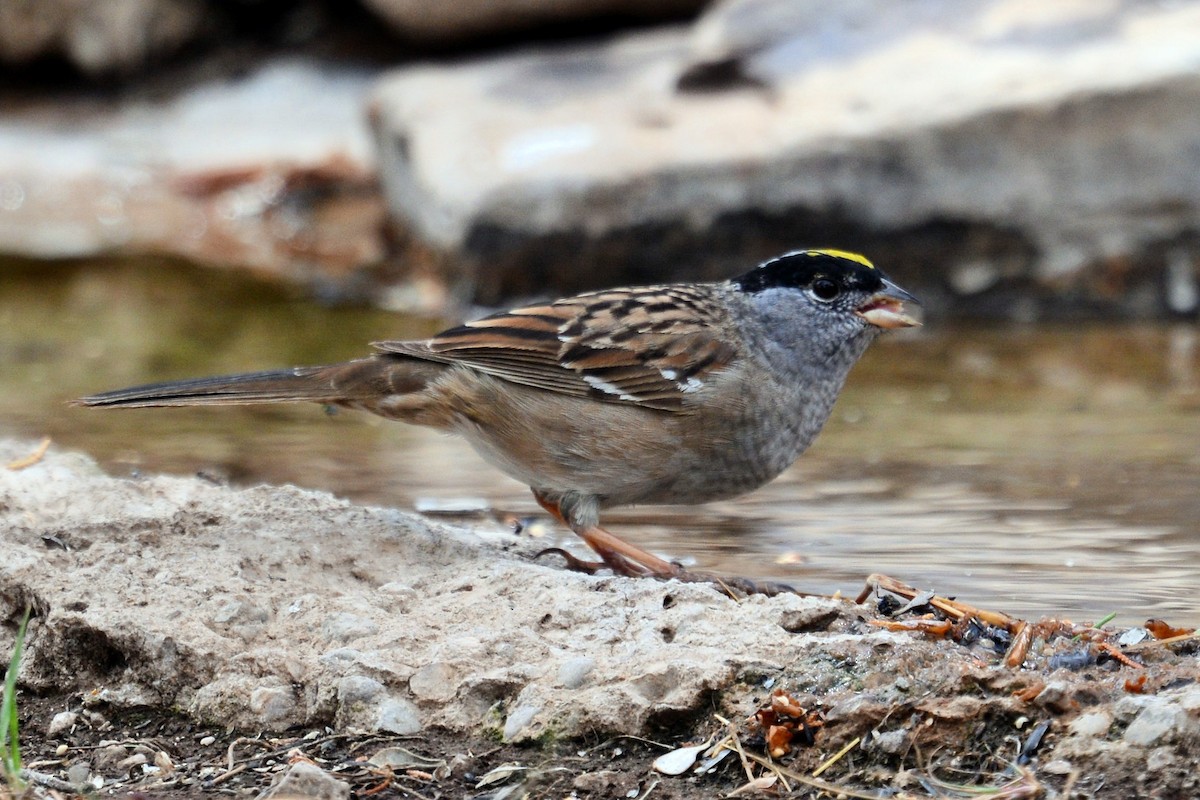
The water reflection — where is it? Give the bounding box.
[3,259,1198,623]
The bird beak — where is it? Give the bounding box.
[856,277,921,329]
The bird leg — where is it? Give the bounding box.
[529,492,799,597]
[532,492,681,579]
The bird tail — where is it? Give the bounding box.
[74,357,432,409]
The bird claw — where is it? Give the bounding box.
[533,547,605,574]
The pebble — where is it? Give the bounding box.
[376,698,422,735]
[1042,759,1074,775]
[47,710,78,737]
[337,675,385,705]
[200,735,216,746]
[55,744,69,756]
[409,662,458,701]
[1147,746,1176,771]
[92,743,129,773]
[66,763,90,786]
[321,613,380,643]
[1068,710,1112,739]
[249,686,296,723]
[117,753,149,770]
[867,728,908,755]
[557,656,596,689]
[503,704,540,740]
[1124,704,1195,747]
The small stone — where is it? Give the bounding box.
[1068,710,1112,739]
[321,613,379,643]
[1178,687,1200,712]
[337,675,385,706]
[867,729,908,755]
[199,735,216,746]
[573,770,628,794]
[256,760,350,800]
[1146,746,1176,772]
[55,744,69,756]
[409,662,458,701]
[117,753,149,770]
[376,698,422,735]
[557,657,596,689]
[249,686,296,723]
[48,711,78,737]
[155,750,175,773]
[1124,703,1195,746]
[1042,759,1073,775]
[92,744,129,773]
[66,763,90,786]
[1108,695,1147,724]
[503,704,539,740]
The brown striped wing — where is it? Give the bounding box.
[372,286,738,412]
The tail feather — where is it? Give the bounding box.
[75,367,346,408]
[77,352,447,410]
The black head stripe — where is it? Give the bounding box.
[734,251,884,294]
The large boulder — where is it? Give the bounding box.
[0,59,388,300]
[370,0,1200,317]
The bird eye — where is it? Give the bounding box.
[811,278,840,302]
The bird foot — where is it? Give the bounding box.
[533,547,795,597]
[534,547,653,577]
[534,547,604,575]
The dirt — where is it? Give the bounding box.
[2,438,1199,799]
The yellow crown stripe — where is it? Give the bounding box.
[806,249,874,269]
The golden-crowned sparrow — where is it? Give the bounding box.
[79,249,918,587]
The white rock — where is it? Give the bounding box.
[376,698,422,735]
[47,710,77,737]
[1124,704,1196,747]
[503,704,541,741]
[337,676,385,706]
[1068,710,1112,739]
[557,656,596,689]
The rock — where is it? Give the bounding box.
[409,662,459,701]
[557,656,596,689]
[47,710,77,737]
[322,613,380,644]
[65,762,91,786]
[866,728,908,755]
[4,432,1199,800]
[0,58,387,298]
[573,769,636,795]
[0,0,206,76]
[361,0,706,44]
[256,760,350,800]
[503,703,541,741]
[92,743,130,773]
[376,697,422,735]
[1124,703,1196,747]
[337,675,385,706]
[249,686,296,724]
[117,753,149,771]
[1068,710,1112,739]
[370,0,1200,318]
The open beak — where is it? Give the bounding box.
[856,277,920,329]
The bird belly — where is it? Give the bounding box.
[437,369,827,510]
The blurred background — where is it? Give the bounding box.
[2,0,1199,622]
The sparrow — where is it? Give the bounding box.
[78,249,918,590]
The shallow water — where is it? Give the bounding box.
[4,258,1199,623]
